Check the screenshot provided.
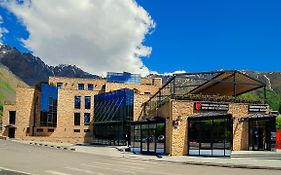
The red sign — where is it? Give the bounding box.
[195,102,201,110]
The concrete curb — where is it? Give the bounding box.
[28,142,76,151]
[125,155,281,171]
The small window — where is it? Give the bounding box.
[74,96,81,109]
[74,113,80,126]
[88,84,94,90]
[9,111,16,125]
[36,128,43,132]
[144,92,151,95]
[48,129,54,132]
[85,96,91,109]
[57,82,63,89]
[78,83,84,90]
[26,127,30,133]
[74,129,80,133]
[84,113,90,125]
[84,129,90,133]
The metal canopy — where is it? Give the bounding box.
[189,71,265,96]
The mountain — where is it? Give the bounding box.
[0,44,101,86]
[0,64,28,123]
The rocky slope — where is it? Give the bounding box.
[0,45,100,86]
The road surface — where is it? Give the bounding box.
[0,140,280,175]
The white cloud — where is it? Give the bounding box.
[1,0,155,76]
[0,15,9,44]
[162,70,187,76]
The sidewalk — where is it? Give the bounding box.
[12,139,281,170]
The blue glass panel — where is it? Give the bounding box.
[41,83,58,112]
[106,72,141,84]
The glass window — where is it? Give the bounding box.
[78,83,84,90]
[74,96,81,109]
[9,111,16,125]
[74,113,80,126]
[88,84,94,90]
[84,113,90,125]
[57,82,63,89]
[85,96,91,109]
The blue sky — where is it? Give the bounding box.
[0,0,281,74]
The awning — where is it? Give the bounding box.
[246,113,277,119]
[189,71,265,96]
[189,112,231,119]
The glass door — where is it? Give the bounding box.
[141,129,156,153]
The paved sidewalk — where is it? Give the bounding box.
[12,140,281,170]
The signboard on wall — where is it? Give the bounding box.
[194,102,229,111]
[248,104,267,112]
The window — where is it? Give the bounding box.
[78,83,84,90]
[74,96,81,109]
[144,92,151,95]
[74,113,80,126]
[88,84,94,90]
[57,82,63,89]
[9,111,16,124]
[36,128,43,132]
[84,113,90,125]
[74,129,80,133]
[84,129,90,133]
[48,129,54,132]
[85,96,91,109]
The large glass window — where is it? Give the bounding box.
[74,96,81,109]
[84,113,90,125]
[74,113,80,126]
[85,96,91,109]
[9,111,16,124]
[131,121,165,155]
[188,115,232,157]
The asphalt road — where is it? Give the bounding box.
[0,140,281,175]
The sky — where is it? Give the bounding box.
[0,0,281,76]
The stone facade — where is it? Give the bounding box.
[154,99,271,156]
[2,76,161,143]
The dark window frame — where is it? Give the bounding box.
[78,83,84,90]
[74,96,81,109]
[57,82,63,89]
[85,96,91,109]
[84,113,91,125]
[9,111,16,125]
[74,113,81,126]
[88,84,94,90]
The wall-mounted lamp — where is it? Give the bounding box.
[173,116,183,129]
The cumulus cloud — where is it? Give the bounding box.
[163,70,187,76]
[1,0,155,76]
[0,15,8,44]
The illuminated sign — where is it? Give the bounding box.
[248,104,267,112]
[194,102,229,111]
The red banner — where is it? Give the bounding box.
[276,131,281,149]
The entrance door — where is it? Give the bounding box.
[8,128,15,138]
[252,128,263,151]
[249,118,275,151]
[141,129,156,153]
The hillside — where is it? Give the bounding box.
[0,45,100,86]
[0,65,28,130]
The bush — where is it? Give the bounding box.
[276,116,281,130]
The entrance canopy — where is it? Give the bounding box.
[188,71,265,96]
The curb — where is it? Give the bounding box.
[29,142,76,151]
[125,155,281,171]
